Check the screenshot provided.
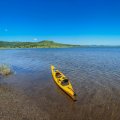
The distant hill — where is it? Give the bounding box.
[0,40,80,48]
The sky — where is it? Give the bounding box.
[0,0,120,45]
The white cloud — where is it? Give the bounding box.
[33,38,38,41]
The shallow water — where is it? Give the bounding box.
[0,48,120,120]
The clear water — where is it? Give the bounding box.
[0,48,120,120]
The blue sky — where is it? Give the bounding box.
[0,0,120,45]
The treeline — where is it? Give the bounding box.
[0,40,80,48]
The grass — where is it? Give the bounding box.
[0,64,12,76]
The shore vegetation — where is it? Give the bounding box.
[0,64,12,76]
[0,40,80,48]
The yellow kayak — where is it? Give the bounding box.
[51,65,77,101]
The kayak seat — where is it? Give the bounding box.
[56,72,62,78]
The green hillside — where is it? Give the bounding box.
[0,40,80,48]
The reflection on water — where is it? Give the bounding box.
[0,48,120,120]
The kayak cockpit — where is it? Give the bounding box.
[56,72,62,78]
[55,71,69,86]
[61,79,69,86]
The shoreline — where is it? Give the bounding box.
[1,46,120,50]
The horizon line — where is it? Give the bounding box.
[1,40,120,46]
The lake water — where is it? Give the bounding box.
[0,48,120,120]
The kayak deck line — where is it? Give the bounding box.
[51,65,77,101]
